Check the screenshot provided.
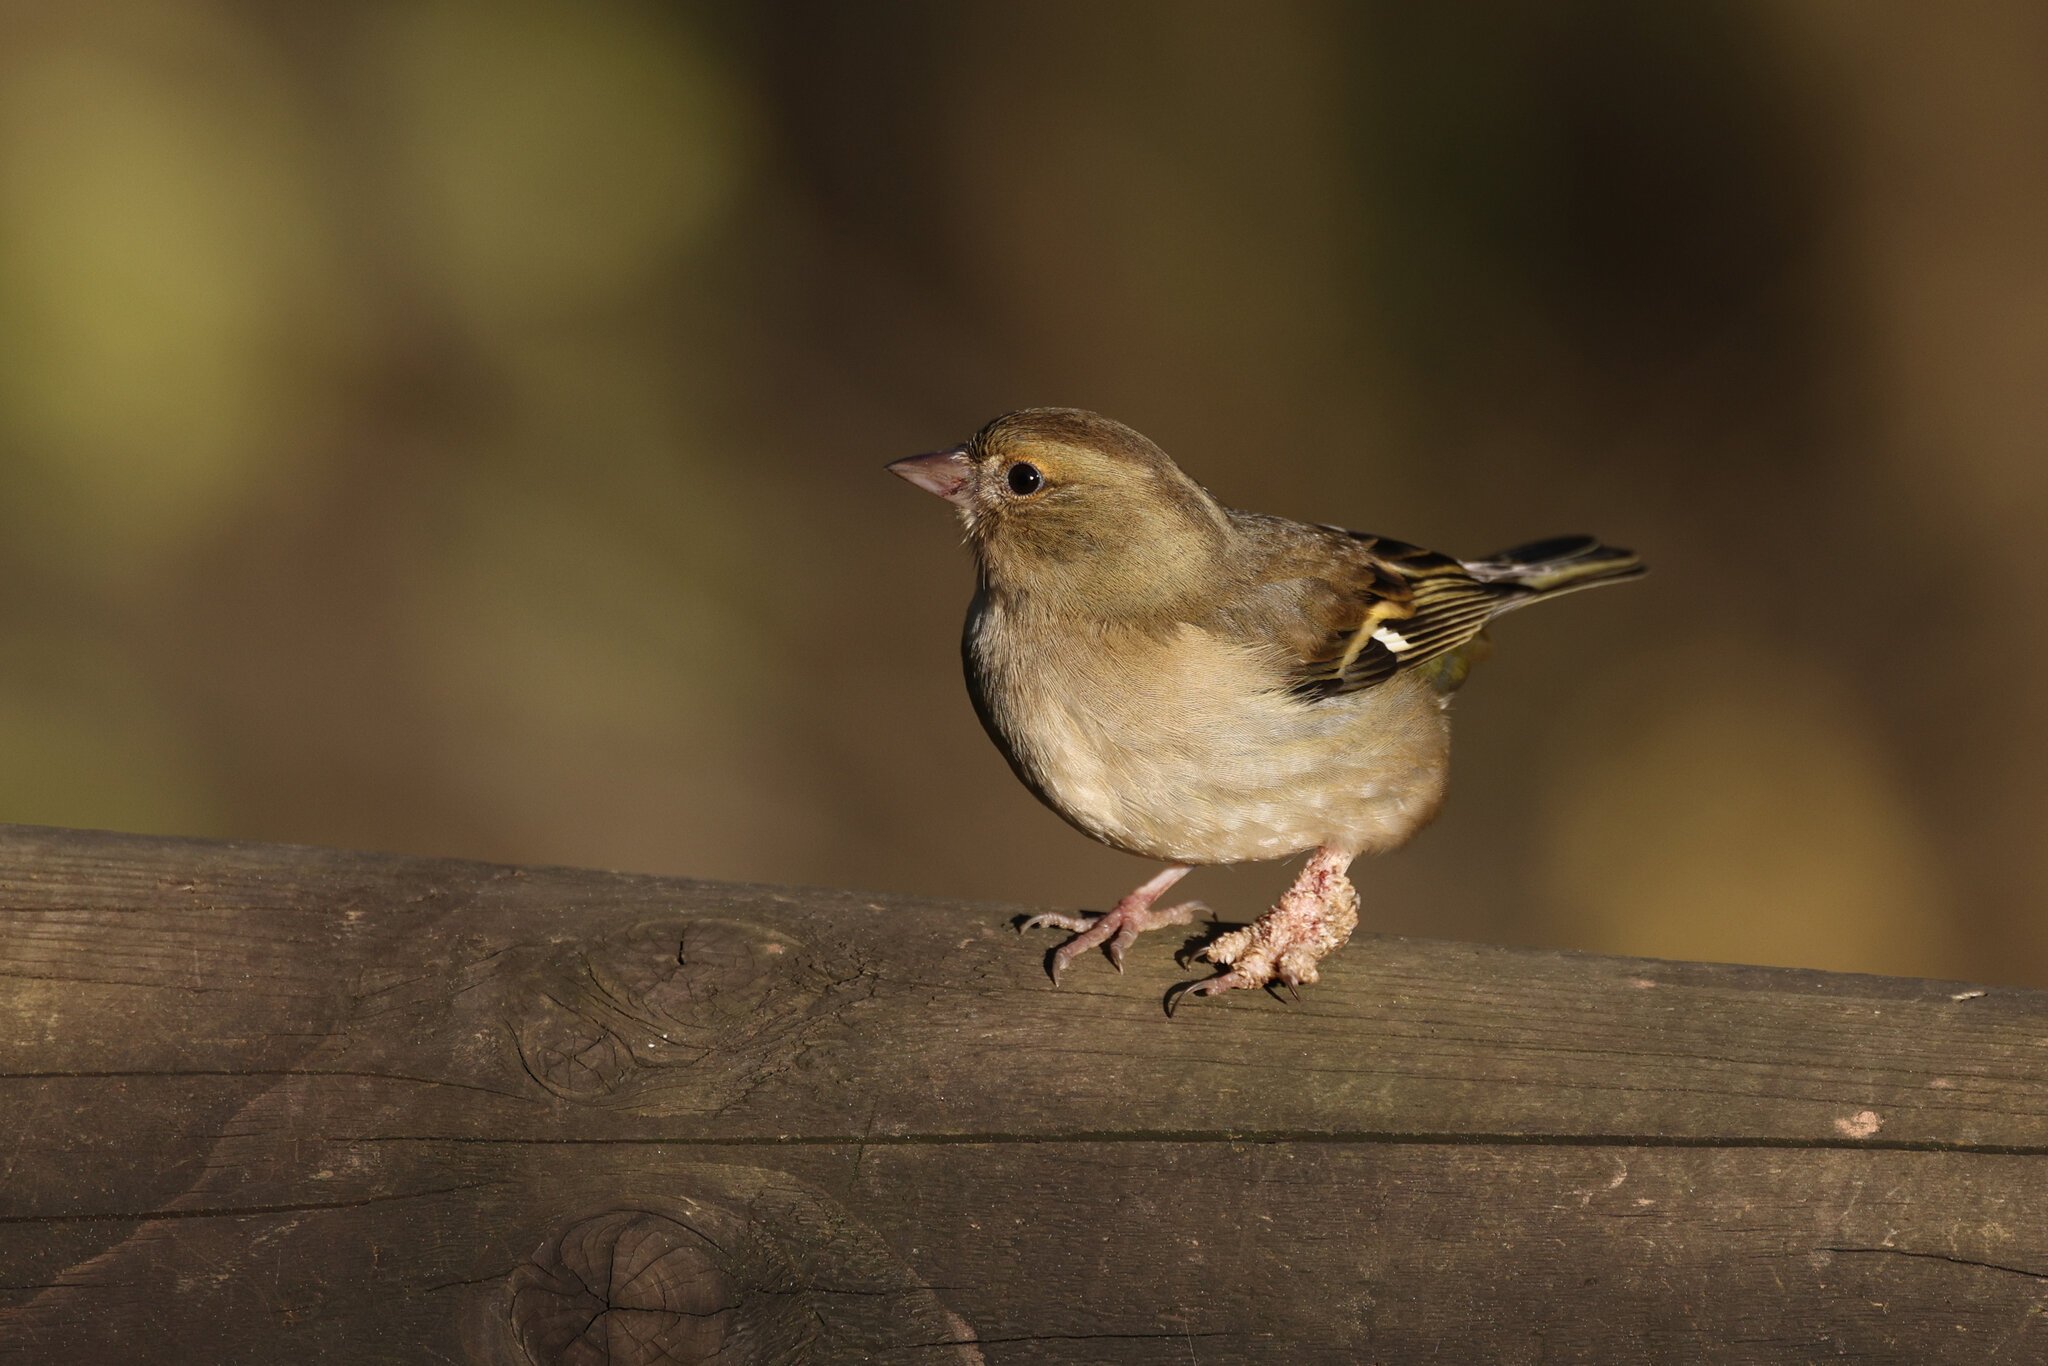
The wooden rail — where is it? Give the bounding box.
[1,822,2043,1363]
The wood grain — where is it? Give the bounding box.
[2,823,2043,1362]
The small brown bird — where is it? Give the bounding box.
[889,408,1641,1007]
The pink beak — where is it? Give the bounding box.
[887,445,973,505]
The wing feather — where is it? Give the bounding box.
[1280,531,1511,699]
[1201,515,1639,702]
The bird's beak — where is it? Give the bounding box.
[887,445,973,505]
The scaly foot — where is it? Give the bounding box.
[1021,864,1205,984]
[1169,847,1358,1010]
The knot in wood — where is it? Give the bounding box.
[509,1205,815,1364]
[512,917,850,1108]
[484,1170,980,1362]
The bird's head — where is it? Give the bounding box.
[888,408,1230,613]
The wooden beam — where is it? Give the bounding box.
[2,823,2042,1362]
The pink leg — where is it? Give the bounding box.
[1021,865,1206,985]
[1169,847,1359,1010]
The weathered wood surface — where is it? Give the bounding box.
[1,822,2044,1364]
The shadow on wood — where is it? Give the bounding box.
[1,823,2043,1363]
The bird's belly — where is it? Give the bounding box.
[974,624,1451,864]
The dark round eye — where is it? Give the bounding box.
[1006,462,1044,496]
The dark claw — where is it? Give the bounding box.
[1163,979,1220,1017]
[1175,925,1240,969]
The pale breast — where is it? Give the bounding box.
[966,598,1452,864]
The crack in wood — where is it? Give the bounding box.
[898,1330,1242,1346]
[0,1180,502,1225]
[1,1068,535,1103]
[415,1270,515,1295]
[1819,1246,2048,1282]
[338,1129,2048,1156]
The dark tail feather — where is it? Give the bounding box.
[1463,534,1644,605]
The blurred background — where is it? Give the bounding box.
[1,0,2042,984]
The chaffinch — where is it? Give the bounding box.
[890,407,1641,1009]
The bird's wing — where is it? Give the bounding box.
[1211,520,1506,699]
[1293,532,1505,696]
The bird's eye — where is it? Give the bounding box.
[1006,462,1045,496]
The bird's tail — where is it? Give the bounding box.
[1463,535,1644,612]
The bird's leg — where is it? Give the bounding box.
[1174,846,1359,1005]
[1021,864,1206,984]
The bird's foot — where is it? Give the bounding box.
[1021,865,1203,984]
[1170,847,1358,1010]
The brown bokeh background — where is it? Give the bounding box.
[2,2,2043,984]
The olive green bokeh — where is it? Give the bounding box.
[1,1,2042,984]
